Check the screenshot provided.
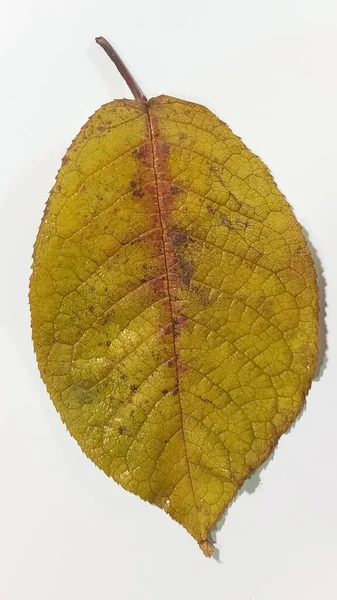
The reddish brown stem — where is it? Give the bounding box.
[95,36,147,104]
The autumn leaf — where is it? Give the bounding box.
[29,37,318,557]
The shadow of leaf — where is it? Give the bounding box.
[302,227,327,380]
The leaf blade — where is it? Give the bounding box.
[30,94,318,555]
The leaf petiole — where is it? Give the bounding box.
[95,36,147,104]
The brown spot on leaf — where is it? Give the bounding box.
[212,166,225,187]
[179,132,188,140]
[133,187,145,198]
[190,283,209,306]
[130,178,143,189]
[161,142,170,154]
[118,426,127,435]
[169,185,182,196]
[236,218,248,230]
[229,193,243,209]
[168,226,188,248]
[161,323,172,336]
[177,256,194,287]
[220,214,232,229]
[133,144,151,166]
[130,384,138,392]
[150,274,166,295]
[206,205,216,215]
[172,314,188,337]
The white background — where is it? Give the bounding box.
[0,1,336,598]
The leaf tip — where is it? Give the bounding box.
[198,539,215,558]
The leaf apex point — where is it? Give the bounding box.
[198,539,215,558]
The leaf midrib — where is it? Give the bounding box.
[146,104,201,530]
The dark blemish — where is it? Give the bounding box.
[220,215,232,229]
[198,290,209,306]
[106,340,111,347]
[130,384,138,392]
[179,132,188,140]
[212,166,225,187]
[206,205,216,215]
[133,187,145,198]
[168,226,188,248]
[230,193,243,208]
[89,286,95,292]
[161,142,170,154]
[134,145,149,164]
[161,323,172,336]
[88,305,94,312]
[172,387,179,395]
[173,232,187,248]
[118,426,127,435]
[97,125,105,132]
[177,255,194,287]
[201,397,211,404]
[236,218,248,230]
[169,185,182,196]
[130,178,143,188]
[62,156,69,166]
[130,409,135,416]
[121,374,127,381]
[172,314,188,338]
[166,358,174,368]
[162,389,168,395]
[151,275,166,295]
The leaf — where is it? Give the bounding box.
[29,37,318,556]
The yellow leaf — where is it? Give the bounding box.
[29,38,318,556]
